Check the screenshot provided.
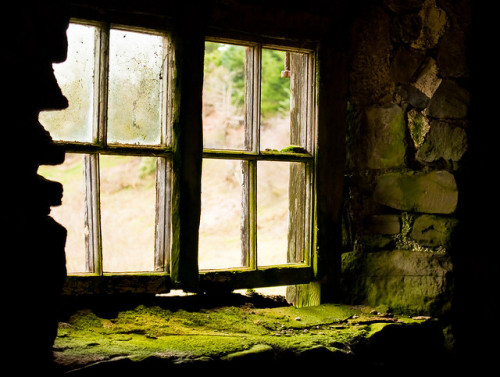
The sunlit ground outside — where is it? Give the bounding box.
[38,154,87,273]
[99,155,157,272]
[199,158,244,269]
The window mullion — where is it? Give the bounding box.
[240,45,260,269]
[169,24,204,292]
[154,157,171,272]
[83,22,109,276]
[96,23,110,146]
[251,45,261,269]
[84,154,102,275]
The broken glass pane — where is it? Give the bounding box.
[39,23,95,143]
[107,29,164,145]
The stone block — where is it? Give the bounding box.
[416,121,467,163]
[384,0,426,13]
[410,0,448,50]
[353,104,406,169]
[428,79,470,119]
[396,84,429,110]
[437,27,469,78]
[390,45,426,84]
[366,215,401,235]
[341,250,453,316]
[348,6,394,105]
[410,214,458,247]
[411,57,442,99]
[373,170,458,214]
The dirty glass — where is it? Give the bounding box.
[38,154,88,273]
[39,23,95,143]
[199,158,245,269]
[260,49,309,152]
[257,161,306,266]
[107,30,164,145]
[203,42,247,150]
[100,155,157,272]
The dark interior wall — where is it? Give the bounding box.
[2,1,70,373]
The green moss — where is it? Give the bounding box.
[280,145,308,153]
[55,302,430,366]
[408,109,430,147]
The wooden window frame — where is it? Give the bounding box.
[58,19,319,299]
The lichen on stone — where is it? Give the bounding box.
[407,109,430,148]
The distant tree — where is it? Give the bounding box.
[204,43,290,119]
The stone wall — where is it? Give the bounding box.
[340,0,470,318]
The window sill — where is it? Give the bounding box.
[53,294,447,375]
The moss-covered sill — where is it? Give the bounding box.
[54,293,450,375]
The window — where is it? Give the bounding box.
[39,20,317,296]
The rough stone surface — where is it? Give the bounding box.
[349,6,394,105]
[366,215,401,235]
[416,121,467,163]
[396,84,430,110]
[410,0,448,50]
[390,45,426,83]
[341,250,453,315]
[437,27,469,78]
[52,299,449,375]
[428,79,470,119]
[222,344,274,362]
[373,170,458,214]
[410,214,458,247]
[411,57,442,99]
[352,104,406,169]
[390,11,423,45]
[384,0,426,13]
[407,109,430,147]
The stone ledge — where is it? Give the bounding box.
[52,295,452,375]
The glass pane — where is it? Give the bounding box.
[260,49,308,152]
[199,159,244,269]
[203,42,247,150]
[108,29,164,145]
[38,154,88,273]
[257,161,306,266]
[100,155,157,272]
[39,23,95,142]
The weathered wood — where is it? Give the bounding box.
[240,45,258,267]
[241,160,251,267]
[286,51,319,307]
[96,23,109,145]
[203,150,312,161]
[286,281,321,308]
[83,154,102,274]
[315,37,349,302]
[63,274,171,296]
[59,142,173,156]
[154,157,170,272]
[200,265,314,293]
[169,9,206,292]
